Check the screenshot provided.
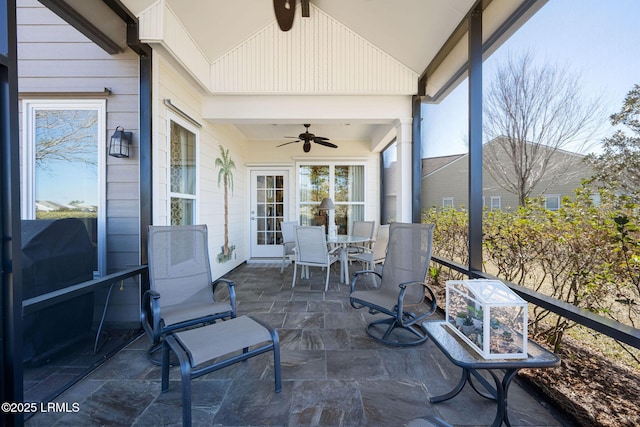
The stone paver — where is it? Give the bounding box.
[27,262,569,427]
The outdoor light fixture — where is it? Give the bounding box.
[318,197,337,238]
[109,126,132,158]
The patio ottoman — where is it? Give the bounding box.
[161,315,281,426]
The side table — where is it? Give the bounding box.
[423,321,560,427]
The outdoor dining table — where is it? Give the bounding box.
[423,320,560,427]
[326,234,371,284]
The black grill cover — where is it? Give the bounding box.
[22,218,95,363]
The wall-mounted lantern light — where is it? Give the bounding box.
[109,126,132,158]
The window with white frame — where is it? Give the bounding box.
[168,115,198,225]
[298,163,365,235]
[544,194,561,211]
[490,196,501,210]
[442,197,454,208]
[22,99,106,275]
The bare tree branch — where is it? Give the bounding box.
[35,110,98,169]
[484,51,605,205]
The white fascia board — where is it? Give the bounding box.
[201,95,413,123]
[138,0,211,90]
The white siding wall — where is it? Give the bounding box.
[17,0,141,325]
[155,53,247,279]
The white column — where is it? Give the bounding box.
[394,118,413,223]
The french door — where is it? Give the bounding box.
[250,170,289,258]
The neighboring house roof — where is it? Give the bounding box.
[421,136,589,178]
[421,136,594,211]
[422,154,466,176]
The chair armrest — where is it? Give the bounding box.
[212,278,237,316]
[141,290,162,345]
[328,246,341,255]
[349,247,374,256]
[397,281,437,326]
[350,269,382,293]
[347,246,368,254]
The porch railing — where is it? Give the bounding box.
[23,264,148,353]
[431,255,640,350]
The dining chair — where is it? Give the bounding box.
[293,226,340,291]
[348,224,390,277]
[348,220,375,254]
[279,220,297,273]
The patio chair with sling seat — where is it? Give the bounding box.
[348,224,390,278]
[280,220,297,273]
[349,222,437,346]
[142,225,237,364]
[293,225,340,292]
[347,220,375,254]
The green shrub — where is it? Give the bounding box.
[424,183,640,352]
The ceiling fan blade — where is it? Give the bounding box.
[315,140,338,148]
[314,136,330,141]
[273,0,295,31]
[277,140,300,147]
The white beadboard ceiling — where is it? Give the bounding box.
[126,0,475,74]
[209,3,418,94]
[120,0,536,145]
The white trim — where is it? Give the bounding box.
[442,197,454,208]
[21,99,107,276]
[166,111,200,224]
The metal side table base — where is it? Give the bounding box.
[423,321,560,427]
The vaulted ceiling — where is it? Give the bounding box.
[54,0,544,146]
[123,0,476,75]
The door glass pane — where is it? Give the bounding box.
[255,174,285,247]
[34,108,99,271]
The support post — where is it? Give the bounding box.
[394,119,413,223]
[412,95,423,223]
[1,1,24,425]
[468,4,483,274]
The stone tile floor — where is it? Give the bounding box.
[26,262,572,426]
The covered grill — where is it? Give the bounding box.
[22,218,95,364]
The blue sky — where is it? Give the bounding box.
[422,0,640,158]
